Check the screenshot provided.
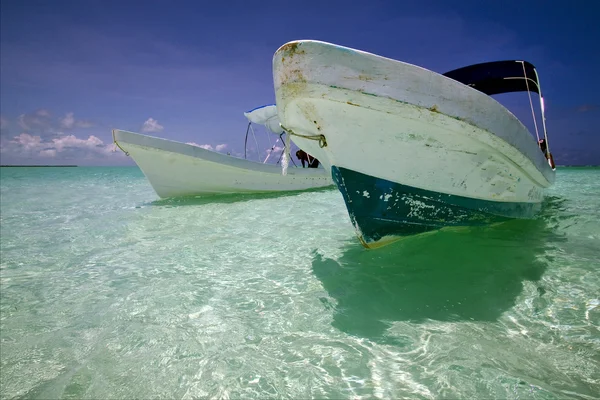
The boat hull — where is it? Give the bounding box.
[273,40,555,247]
[113,130,333,198]
[332,166,541,248]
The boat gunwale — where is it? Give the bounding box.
[113,129,329,177]
[272,40,555,184]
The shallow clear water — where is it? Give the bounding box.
[1,166,598,399]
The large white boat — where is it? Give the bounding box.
[273,40,556,248]
[113,105,333,198]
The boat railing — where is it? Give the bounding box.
[443,60,556,170]
[243,122,297,167]
[530,66,555,170]
[517,62,554,169]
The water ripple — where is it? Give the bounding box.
[1,167,599,399]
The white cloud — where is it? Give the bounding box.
[17,114,29,130]
[264,145,284,158]
[11,110,92,133]
[60,112,75,129]
[35,109,51,117]
[186,142,213,150]
[11,133,43,151]
[40,149,57,157]
[76,120,94,128]
[15,110,53,131]
[52,134,104,152]
[7,133,114,158]
[141,117,164,133]
[185,143,227,152]
[59,112,93,129]
[1,109,122,165]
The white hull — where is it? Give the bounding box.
[113,130,333,198]
[273,41,555,206]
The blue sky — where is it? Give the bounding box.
[1,0,598,165]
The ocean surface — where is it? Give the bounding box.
[0,166,598,399]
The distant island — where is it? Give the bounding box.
[0,165,78,167]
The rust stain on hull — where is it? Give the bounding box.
[283,68,306,83]
[278,43,307,84]
[279,42,306,58]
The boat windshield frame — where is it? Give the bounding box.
[443,60,555,170]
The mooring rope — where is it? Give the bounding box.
[279,125,327,175]
[111,130,129,156]
[280,125,327,148]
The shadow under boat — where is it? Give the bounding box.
[312,197,567,344]
[145,185,336,208]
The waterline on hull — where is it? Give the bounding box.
[332,166,542,248]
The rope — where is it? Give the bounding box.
[280,125,327,148]
[112,130,129,156]
[521,62,540,142]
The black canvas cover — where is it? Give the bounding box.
[443,60,539,96]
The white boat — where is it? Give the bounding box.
[112,105,333,198]
[273,40,556,248]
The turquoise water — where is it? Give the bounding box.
[1,166,598,399]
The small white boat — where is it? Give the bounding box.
[273,40,556,248]
[113,105,333,198]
